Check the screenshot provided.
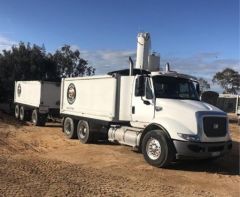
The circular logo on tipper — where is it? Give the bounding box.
[17,84,21,96]
[67,83,76,104]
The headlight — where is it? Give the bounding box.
[177,133,200,142]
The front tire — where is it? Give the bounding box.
[77,120,93,144]
[63,117,77,139]
[15,105,20,119]
[142,130,174,168]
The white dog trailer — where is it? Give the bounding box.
[14,81,60,126]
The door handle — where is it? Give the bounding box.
[143,100,151,105]
[132,106,135,114]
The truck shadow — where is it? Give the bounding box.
[168,140,240,176]
[45,124,62,128]
[94,140,120,146]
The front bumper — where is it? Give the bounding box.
[173,140,232,160]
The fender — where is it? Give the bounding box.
[152,117,197,139]
[139,116,198,149]
[139,123,171,151]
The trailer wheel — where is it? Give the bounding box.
[32,109,47,126]
[15,104,20,119]
[19,106,25,121]
[19,106,31,121]
[77,120,93,144]
[63,117,77,139]
[142,130,174,168]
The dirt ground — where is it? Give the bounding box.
[0,112,239,197]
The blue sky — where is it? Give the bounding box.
[0,0,239,92]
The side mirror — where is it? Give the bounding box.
[135,76,145,97]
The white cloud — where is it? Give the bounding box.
[81,50,136,74]
[80,48,239,74]
[79,48,239,93]
[161,53,240,93]
[0,35,17,51]
[162,54,240,78]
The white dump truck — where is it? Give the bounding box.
[60,33,232,167]
[14,81,60,126]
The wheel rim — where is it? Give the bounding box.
[79,124,87,139]
[20,107,24,119]
[64,119,72,135]
[146,137,161,160]
[15,106,19,117]
[32,111,37,124]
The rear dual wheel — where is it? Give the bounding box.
[19,106,25,121]
[63,117,77,139]
[63,117,94,143]
[15,105,30,121]
[20,106,31,121]
[15,105,20,119]
[31,109,47,126]
[77,120,93,144]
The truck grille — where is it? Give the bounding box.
[203,117,227,137]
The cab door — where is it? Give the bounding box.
[131,76,155,128]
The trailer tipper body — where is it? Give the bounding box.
[14,81,60,126]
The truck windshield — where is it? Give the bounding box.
[152,76,199,100]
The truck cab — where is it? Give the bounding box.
[131,72,232,162]
[108,69,232,167]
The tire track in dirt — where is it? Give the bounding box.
[0,155,221,197]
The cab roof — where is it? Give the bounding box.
[107,69,150,76]
[107,68,198,81]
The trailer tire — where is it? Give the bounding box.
[63,117,77,139]
[32,109,47,126]
[19,106,25,121]
[15,104,20,119]
[77,120,93,144]
[142,130,174,168]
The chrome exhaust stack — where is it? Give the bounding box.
[165,62,170,72]
[129,56,134,76]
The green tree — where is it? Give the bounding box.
[53,45,95,77]
[212,68,240,94]
[0,42,52,101]
[198,77,210,92]
[0,42,95,102]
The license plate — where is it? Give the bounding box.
[211,152,220,157]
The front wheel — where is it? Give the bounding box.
[142,130,175,168]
